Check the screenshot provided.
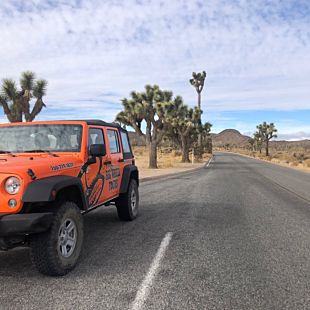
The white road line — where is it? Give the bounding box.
[130,232,173,310]
[206,156,213,168]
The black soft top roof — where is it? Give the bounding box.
[81,120,121,128]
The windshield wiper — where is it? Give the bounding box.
[24,150,59,157]
[0,150,16,157]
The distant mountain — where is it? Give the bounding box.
[211,129,250,147]
[128,129,310,151]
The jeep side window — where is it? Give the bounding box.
[107,129,120,154]
[120,131,133,159]
[88,128,104,146]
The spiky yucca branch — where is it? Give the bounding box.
[0,71,47,122]
[189,71,207,94]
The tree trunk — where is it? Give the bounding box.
[197,91,201,110]
[29,99,46,121]
[11,101,23,122]
[0,98,14,122]
[148,141,158,168]
[197,91,202,147]
[266,139,269,156]
[181,135,190,163]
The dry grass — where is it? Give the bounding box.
[133,146,211,169]
[215,147,310,173]
[132,146,211,179]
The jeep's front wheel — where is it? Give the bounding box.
[116,179,139,221]
[30,202,84,276]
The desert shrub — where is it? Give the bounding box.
[289,161,299,167]
[173,150,182,157]
[160,147,173,154]
[303,159,310,168]
[293,153,305,162]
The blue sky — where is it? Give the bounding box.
[0,0,310,140]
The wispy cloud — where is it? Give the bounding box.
[0,0,309,139]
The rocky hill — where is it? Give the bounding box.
[211,129,250,148]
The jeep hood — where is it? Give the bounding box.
[0,155,83,176]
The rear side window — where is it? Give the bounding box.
[120,131,131,153]
[107,129,120,153]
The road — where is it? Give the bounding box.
[0,152,310,310]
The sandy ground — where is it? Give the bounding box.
[133,146,212,179]
[139,162,206,179]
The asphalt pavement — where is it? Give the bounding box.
[0,152,309,310]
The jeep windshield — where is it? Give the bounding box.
[0,124,82,153]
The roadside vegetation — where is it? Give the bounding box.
[116,71,212,168]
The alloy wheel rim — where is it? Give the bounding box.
[131,189,137,213]
[58,218,77,258]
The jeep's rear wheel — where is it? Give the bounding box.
[116,179,139,221]
[30,202,84,276]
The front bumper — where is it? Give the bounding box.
[0,213,53,237]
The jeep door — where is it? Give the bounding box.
[104,127,125,198]
[84,126,108,208]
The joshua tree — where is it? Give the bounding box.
[163,96,201,162]
[116,85,173,168]
[253,132,263,153]
[0,71,47,122]
[248,138,255,151]
[256,122,277,156]
[189,71,207,146]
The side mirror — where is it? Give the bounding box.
[89,144,106,157]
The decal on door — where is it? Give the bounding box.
[106,166,120,192]
[77,157,105,208]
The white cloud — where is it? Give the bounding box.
[0,0,309,127]
[276,131,310,141]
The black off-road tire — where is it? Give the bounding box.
[30,202,84,276]
[116,179,139,221]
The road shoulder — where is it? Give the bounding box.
[217,151,310,174]
[140,155,213,182]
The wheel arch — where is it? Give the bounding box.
[22,175,88,211]
[119,164,139,194]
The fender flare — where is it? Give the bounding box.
[120,165,139,193]
[22,175,88,210]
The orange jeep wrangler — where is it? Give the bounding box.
[0,120,139,276]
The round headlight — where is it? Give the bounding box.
[5,177,21,195]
